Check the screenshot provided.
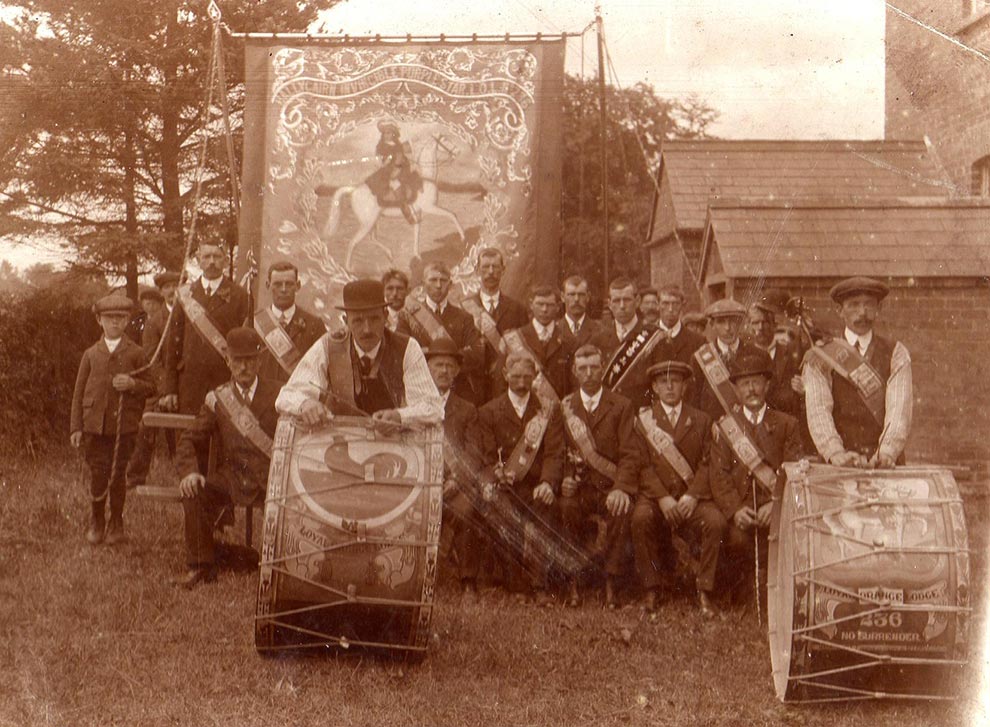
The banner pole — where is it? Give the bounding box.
[595,6,610,284]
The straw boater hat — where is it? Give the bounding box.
[423,337,463,362]
[93,294,134,315]
[646,360,693,381]
[335,279,387,311]
[829,276,890,304]
[225,327,263,358]
[728,349,774,382]
[704,299,747,320]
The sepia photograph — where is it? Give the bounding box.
[0,1,986,725]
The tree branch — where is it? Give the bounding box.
[0,191,118,227]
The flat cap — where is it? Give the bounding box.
[225,326,263,357]
[646,360,693,381]
[93,294,134,315]
[138,287,164,303]
[424,337,463,362]
[336,279,387,311]
[829,276,889,304]
[153,271,181,288]
[704,298,747,319]
[729,349,774,381]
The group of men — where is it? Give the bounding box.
[105,240,911,617]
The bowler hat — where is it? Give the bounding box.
[729,349,774,381]
[646,360,693,381]
[424,338,463,362]
[756,289,790,316]
[93,294,134,315]
[336,279,387,311]
[829,276,889,304]
[153,271,181,288]
[705,299,747,320]
[139,287,164,303]
[225,327,263,357]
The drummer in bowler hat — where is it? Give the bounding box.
[802,276,912,469]
[275,278,442,432]
[709,349,803,606]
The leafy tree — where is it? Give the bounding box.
[0,1,327,300]
[560,74,717,300]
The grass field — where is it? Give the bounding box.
[1,449,987,727]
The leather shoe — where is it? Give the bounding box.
[105,520,126,546]
[86,519,105,545]
[566,579,580,608]
[604,579,618,610]
[461,580,478,605]
[644,587,663,613]
[698,590,718,619]
[533,590,555,608]
[174,566,217,590]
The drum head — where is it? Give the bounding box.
[768,475,797,701]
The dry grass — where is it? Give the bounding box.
[0,450,987,727]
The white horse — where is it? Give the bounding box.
[320,134,466,269]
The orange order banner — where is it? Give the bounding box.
[237,39,565,317]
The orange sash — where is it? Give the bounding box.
[807,339,886,425]
[561,394,617,482]
[254,309,302,374]
[716,413,777,493]
[634,407,695,483]
[177,283,228,358]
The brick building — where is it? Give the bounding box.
[695,197,990,485]
[886,1,990,195]
[644,140,947,311]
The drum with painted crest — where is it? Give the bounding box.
[255,416,443,657]
[768,462,970,702]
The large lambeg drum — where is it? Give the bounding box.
[769,462,970,702]
[255,416,443,657]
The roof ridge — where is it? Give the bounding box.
[706,196,990,209]
[663,139,928,152]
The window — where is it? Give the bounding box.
[972,155,990,196]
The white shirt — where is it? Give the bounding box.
[507,389,531,420]
[532,319,555,342]
[615,315,639,342]
[767,342,778,360]
[276,333,443,426]
[660,401,682,427]
[272,303,296,326]
[104,337,122,353]
[716,338,740,358]
[657,320,682,338]
[201,276,221,296]
[236,376,259,404]
[580,387,603,413]
[166,303,173,314]
[426,297,447,317]
[439,389,451,408]
[480,290,501,314]
[565,314,585,335]
[844,328,874,356]
[353,340,382,362]
[387,307,401,332]
[744,403,767,426]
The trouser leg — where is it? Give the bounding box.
[630,496,672,590]
[182,482,230,568]
[83,434,113,524]
[685,501,727,593]
[108,434,135,522]
[125,421,155,488]
[444,490,482,581]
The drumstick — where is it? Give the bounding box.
[753,478,762,627]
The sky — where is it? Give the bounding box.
[0,0,887,270]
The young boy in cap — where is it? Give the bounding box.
[174,327,280,588]
[70,295,154,544]
[709,349,802,606]
[630,360,724,617]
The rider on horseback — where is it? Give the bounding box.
[367,121,423,225]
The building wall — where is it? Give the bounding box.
[729,276,990,490]
[885,2,990,194]
[648,234,704,311]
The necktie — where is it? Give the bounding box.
[857,340,866,357]
[668,409,678,427]
[279,313,289,329]
[487,301,496,317]
[359,355,373,376]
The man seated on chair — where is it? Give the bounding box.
[174,327,279,589]
[709,349,803,608]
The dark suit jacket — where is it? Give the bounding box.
[647,325,707,367]
[258,305,327,384]
[443,391,481,481]
[766,342,802,416]
[175,377,280,505]
[560,388,640,493]
[709,407,803,519]
[71,337,154,436]
[590,318,655,360]
[469,291,530,402]
[142,306,170,395]
[634,402,713,501]
[398,300,485,404]
[558,315,605,351]
[165,277,250,414]
[477,391,565,491]
[690,339,766,421]
[514,321,575,398]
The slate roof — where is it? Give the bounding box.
[698,197,990,281]
[657,140,951,232]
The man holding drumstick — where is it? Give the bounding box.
[803,277,912,469]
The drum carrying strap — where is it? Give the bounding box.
[404,298,453,343]
[561,395,617,482]
[717,413,777,494]
[603,326,654,390]
[321,334,363,416]
[212,383,273,456]
[807,339,886,425]
[635,407,695,484]
[177,283,228,358]
[501,329,561,408]
[504,409,551,483]
[694,343,741,415]
[254,309,302,374]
